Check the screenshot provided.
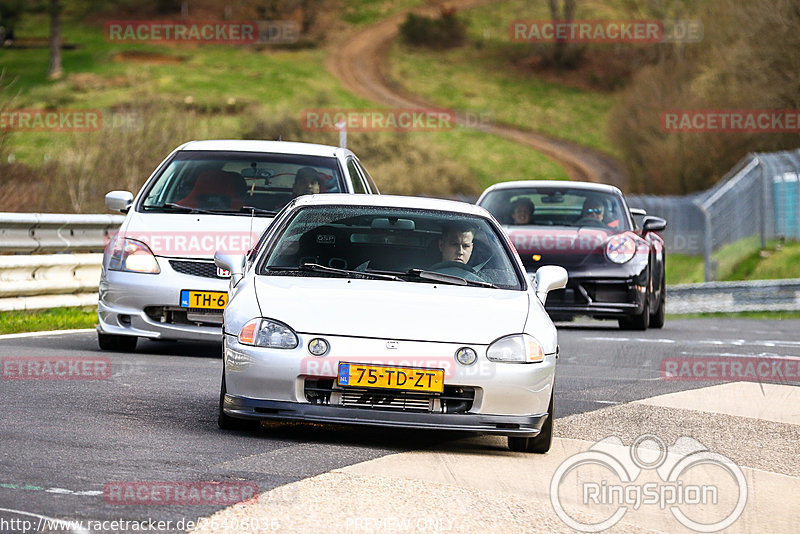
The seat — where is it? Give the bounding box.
[176,170,246,210]
[296,226,352,269]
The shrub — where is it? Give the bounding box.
[399,10,467,49]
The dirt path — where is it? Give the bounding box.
[326,1,628,188]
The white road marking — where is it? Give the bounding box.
[0,507,90,534]
[0,329,94,341]
[583,335,800,350]
[45,488,103,496]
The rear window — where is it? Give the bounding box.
[139,151,344,215]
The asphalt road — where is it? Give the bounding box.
[1,318,798,533]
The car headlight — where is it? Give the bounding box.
[238,318,299,349]
[486,334,544,363]
[108,238,160,274]
[605,235,636,264]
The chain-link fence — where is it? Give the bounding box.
[627,148,800,281]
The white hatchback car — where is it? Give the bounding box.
[215,195,567,453]
[98,140,379,351]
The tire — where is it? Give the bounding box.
[619,295,650,330]
[97,332,137,352]
[218,373,258,431]
[508,392,553,454]
[649,277,666,329]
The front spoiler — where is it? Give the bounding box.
[223,395,548,437]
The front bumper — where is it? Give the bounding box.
[223,333,555,436]
[223,395,548,436]
[97,258,227,341]
[545,277,647,318]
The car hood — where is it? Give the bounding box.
[254,276,530,344]
[506,226,643,270]
[118,211,274,259]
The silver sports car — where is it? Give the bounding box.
[215,194,567,453]
[97,140,379,351]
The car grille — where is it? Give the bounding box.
[169,260,220,279]
[304,379,474,413]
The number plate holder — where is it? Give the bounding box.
[179,290,227,310]
[337,362,445,393]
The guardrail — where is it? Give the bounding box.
[0,213,124,312]
[666,279,800,314]
[1,212,797,314]
[0,213,124,253]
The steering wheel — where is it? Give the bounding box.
[575,217,607,228]
[428,260,478,274]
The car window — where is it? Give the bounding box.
[138,151,344,214]
[258,206,523,290]
[346,158,368,194]
[480,187,632,231]
[355,159,380,194]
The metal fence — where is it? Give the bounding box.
[627,148,800,281]
[0,213,124,312]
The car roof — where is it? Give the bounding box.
[482,180,623,196]
[291,194,492,217]
[176,139,349,158]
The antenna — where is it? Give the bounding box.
[248,205,255,256]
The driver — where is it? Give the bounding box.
[292,167,321,197]
[576,198,606,226]
[438,223,474,264]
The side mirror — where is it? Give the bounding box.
[105,191,133,213]
[214,252,246,286]
[534,265,568,304]
[642,216,667,233]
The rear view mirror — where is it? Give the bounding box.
[642,216,667,233]
[214,252,246,286]
[534,265,568,304]
[105,191,133,213]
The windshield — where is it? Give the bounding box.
[258,206,523,290]
[139,150,344,214]
[480,187,632,231]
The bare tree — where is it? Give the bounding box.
[548,0,576,67]
[48,0,62,79]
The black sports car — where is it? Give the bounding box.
[477,181,667,329]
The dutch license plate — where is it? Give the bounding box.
[180,290,227,309]
[337,362,444,393]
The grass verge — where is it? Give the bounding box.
[667,311,800,320]
[0,306,97,335]
[387,0,622,157]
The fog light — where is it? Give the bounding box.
[308,338,329,357]
[119,314,131,326]
[455,347,477,366]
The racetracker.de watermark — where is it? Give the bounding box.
[0,109,102,132]
[661,356,800,383]
[104,20,298,44]
[301,108,464,132]
[550,434,747,532]
[1,357,111,380]
[509,19,702,43]
[104,481,258,505]
[108,231,258,256]
[662,110,800,133]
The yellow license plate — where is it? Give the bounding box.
[337,362,445,393]
[180,290,227,309]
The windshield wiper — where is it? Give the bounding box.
[395,268,497,288]
[160,202,217,215]
[241,206,278,216]
[266,263,404,281]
